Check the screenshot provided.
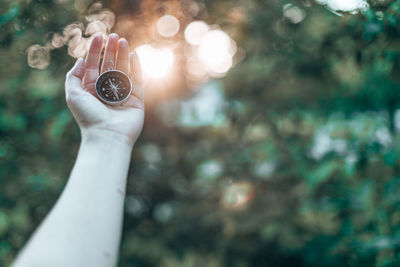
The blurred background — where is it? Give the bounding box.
[1,0,400,266]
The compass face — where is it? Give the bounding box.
[95,70,132,105]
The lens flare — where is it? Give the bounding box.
[198,30,235,75]
[184,21,209,45]
[157,15,180,37]
[136,45,174,79]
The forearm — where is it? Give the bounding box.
[13,132,133,267]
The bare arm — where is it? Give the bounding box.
[13,33,144,267]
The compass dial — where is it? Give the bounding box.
[95,70,132,105]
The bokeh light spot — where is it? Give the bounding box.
[198,30,235,75]
[317,0,369,12]
[156,15,180,38]
[27,45,50,70]
[222,182,255,210]
[283,4,305,24]
[51,33,64,48]
[85,20,107,36]
[85,10,115,31]
[67,35,88,58]
[184,21,209,45]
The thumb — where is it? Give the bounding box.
[65,57,85,95]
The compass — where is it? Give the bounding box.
[95,70,132,105]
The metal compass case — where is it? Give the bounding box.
[95,70,132,106]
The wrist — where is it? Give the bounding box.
[81,128,135,149]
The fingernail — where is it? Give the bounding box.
[95,34,104,41]
[109,33,119,39]
[119,38,128,46]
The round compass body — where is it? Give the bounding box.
[95,70,132,105]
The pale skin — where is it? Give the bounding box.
[12,33,144,267]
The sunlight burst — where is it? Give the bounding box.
[136,45,174,79]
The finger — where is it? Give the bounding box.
[65,58,85,99]
[129,51,144,101]
[85,34,103,70]
[129,51,143,84]
[83,34,103,93]
[101,33,119,73]
[116,38,129,75]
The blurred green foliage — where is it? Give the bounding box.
[2,0,400,266]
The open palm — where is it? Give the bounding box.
[65,34,144,146]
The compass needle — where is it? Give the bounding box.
[113,90,119,99]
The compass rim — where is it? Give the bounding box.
[95,70,132,106]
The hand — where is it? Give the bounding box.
[65,33,144,147]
